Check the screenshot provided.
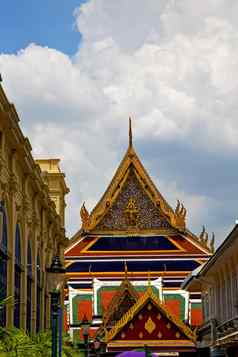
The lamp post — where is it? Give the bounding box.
[47,255,66,357]
[81,314,90,357]
[94,337,101,357]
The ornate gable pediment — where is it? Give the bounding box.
[106,286,196,347]
[80,142,187,233]
[95,168,172,232]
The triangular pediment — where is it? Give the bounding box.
[103,277,139,329]
[81,145,186,233]
[95,167,173,232]
[106,286,196,346]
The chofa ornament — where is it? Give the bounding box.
[80,202,90,231]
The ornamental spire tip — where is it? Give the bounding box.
[129,117,133,147]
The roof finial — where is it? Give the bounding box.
[129,117,133,147]
[148,270,151,287]
[124,261,128,279]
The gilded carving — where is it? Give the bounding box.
[95,170,171,231]
[124,197,138,226]
[80,202,90,231]
[166,322,171,329]
[210,232,215,253]
[145,317,156,334]
[157,313,161,320]
[197,226,215,253]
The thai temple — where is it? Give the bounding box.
[65,119,214,355]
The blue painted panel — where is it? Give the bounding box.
[89,235,179,251]
[67,259,200,273]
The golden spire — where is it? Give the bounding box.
[129,117,133,147]
[147,270,151,287]
[124,261,128,279]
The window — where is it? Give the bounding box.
[0,202,8,326]
[36,253,41,333]
[14,224,22,328]
[26,241,32,333]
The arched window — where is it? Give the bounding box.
[0,201,8,326]
[26,241,32,333]
[14,224,22,328]
[36,253,41,333]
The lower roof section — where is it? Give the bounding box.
[66,259,200,273]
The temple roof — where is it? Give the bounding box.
[106,284,196,347]
[65,233,210,258]
[102,266,139,329]
[66,119,213,257]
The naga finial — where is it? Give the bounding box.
[80,202,90,230]
[199,225,209,246]
[175,200,181,214]
[210,232,215,253]
[175,200,187,220]
[199,225,205,242]
[129,117,133,147]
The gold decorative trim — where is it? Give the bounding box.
[90,228,178,235]
[145,317,156,334]
[107,340,195,347]
[124,197,139,226]
[66,270,191,277]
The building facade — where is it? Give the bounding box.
[183,224,238,356]
[0,82,69,333]
[65,121,213,352]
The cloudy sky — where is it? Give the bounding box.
[1,0,238,245]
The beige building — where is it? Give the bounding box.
[183,224,238,357]
[0,81,69,333]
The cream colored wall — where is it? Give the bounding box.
[0,84,69,333]
[200,234,238,325]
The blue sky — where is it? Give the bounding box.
[0,1,238,244]
[0,0,86,55]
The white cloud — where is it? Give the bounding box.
[1,0,238,243]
